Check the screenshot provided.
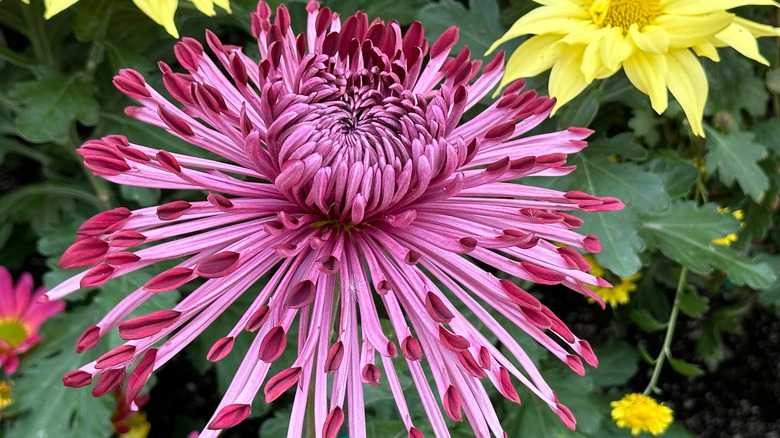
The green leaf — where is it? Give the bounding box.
[678,289,709,318]
[506,358,600,437]
[667,357,705,377]
[756,254,780,316]
[705,53,769,117]
[8,72,100,143]
[73,0,112,40]
[704,126,768,202]
[751,117,780,155]
[694,303,749,366]
[589,342,639,388]
[765,67,780,93]
[418,0,505,60]
[120,185,161,205]
[569,154,670,215]
[556,90,599,130]
[360,0,429,25]
[630,309,667,332]
[585,133,648,161]
[579,209,644,278]
[102,39,157,73]
[628,107,661,147]
[639,202,776,289]
[550,154,671,276]
[5,305,117,438]
[661,163,698,200]
[637,344,656,365]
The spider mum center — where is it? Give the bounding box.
[0,320,29,348]
[589,0,660,31]
[267,54,455,227]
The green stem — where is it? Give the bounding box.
[643,267,687,396]
[306,385,316,438]
[0,91,21,113]
[2,138,51,165]
[23,4,54,66]
[84,40,106,79]
[774,9,780,118]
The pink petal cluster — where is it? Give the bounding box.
[0,267,64,374]
[51,2,622,437]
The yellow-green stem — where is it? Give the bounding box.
[643,267,687,396]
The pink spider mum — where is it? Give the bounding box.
[0,267,64,374]
[51,1,622,436]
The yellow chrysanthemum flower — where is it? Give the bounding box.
[119,412,151,438]
[713,207,744,245]
[598,275,640,307]
[611,393,674,435]
[488,0,780,137]
[0,380,12,410]
[584,255,639,307]
[12,0,231,38]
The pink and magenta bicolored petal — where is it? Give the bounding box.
[52,1,622,437]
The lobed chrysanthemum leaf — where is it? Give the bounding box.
[639,202,776,289]
[8,72,99,143]
[704,126,769,202]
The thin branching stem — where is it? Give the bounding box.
[643,267,687,396]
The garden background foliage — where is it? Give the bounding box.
[0,0,778,437]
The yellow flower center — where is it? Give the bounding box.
[0,381,12,410]
[0,320,29,348]
[590,0,661,31]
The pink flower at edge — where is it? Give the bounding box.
[0,267,65,374]
[52,1,623,437]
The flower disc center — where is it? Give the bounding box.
[267,55,449,225]
[589,0,660,31]
[0,320,29,348]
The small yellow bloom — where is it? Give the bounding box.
[29,0,231,38]
[611,393,674,435]
[488,0,780,137]
[596,274,639,307]
[712,208,744,245]
[584,255,639,307]
[0,381,12,410]
[119,411,152,438]
[712,233,738,245]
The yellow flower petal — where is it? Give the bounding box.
[581,37,609,81]
[624,50,668,113]
[734,16,780,38]
[662,0,778,15]
[600,26,634,70]
[654,11,733,47]
[132,0,179,38]
[629,24,670,54]
[692,40,721,61]
[43,0,79,19]
[498,34,563,90]
[611,393,674,436]
[714,22,771,64]
[213,0,231,13]
[487,4,588,53]
[713,233,738,245]
[549,44,591,112]
[188,0,216,16]
[665,48,707,137]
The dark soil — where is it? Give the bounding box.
[550,292,780,438]
[667,309,780,438]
